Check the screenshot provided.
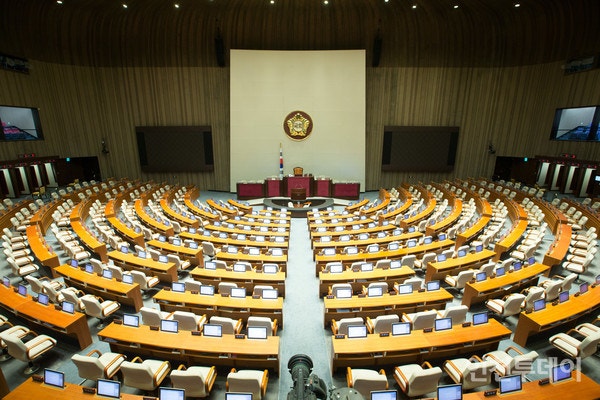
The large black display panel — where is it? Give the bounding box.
[381,126,459,172]
[135,126,214,173]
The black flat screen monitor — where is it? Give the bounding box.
[437,384,462,400]
[438,233,447,241]
[390,260,401,269]
[248,248,260,256]
[580,283,589,294]
[230,287,247,298]
[346,247,359,255]
[434,317,453,331]
[495,267,505,277]
[476,272,487,282]
[552,362,572,383]
[158,387,185,400]
[427,281,440,291]
[85,264,94,273]
[528,256,535,265]
[361,263,374,272]
[437,254,447,262]
[171,282,186,293]
[172,239,181,246]
[189,242,198,249]
[97,379,121,398]
[233,263,247,272]
[159,235,167,242]
[160,319,179,333]
[391,322,411,336]
[225,393,253,400]
[347,325,368,338]
[475,244,483,252]
[457,249,467,257]
[423,237,433,245]
[263,264,278,274]
[202,323,222,337]
[533,298,546,311]
[2,276,9,287]
[123,314,139,327]
[407,240,416,248]
[200,285,215,296]
[513,261,522,271]
[371,390,397,400]
[61,301,75,314]
[323,248,336,256]
[158,255,168,263]
[43,369,64,388]
[498,375,522,394]
[120,245,128,253]
[247,326,268,339]
[137,250,146,258]
[388,243,399,250]
[70,259,79,267]
[329,263,343,273]
[472,312,488,325]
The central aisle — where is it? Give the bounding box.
[278,217,333,398]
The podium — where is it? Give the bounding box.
[284,175,313,197]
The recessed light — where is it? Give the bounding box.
[453,4,459,9]
[270,0,274,3]
[174,3,180,8]
[412,4,417,9]
[323,0,328,4]
[384,0,389,3]
[122,3,128,8]
[56,0,63,4]
[514,3,520,7]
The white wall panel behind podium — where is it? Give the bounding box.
[230,50,366,192]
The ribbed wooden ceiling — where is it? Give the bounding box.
[0,0,598,68]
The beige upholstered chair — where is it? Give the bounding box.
[366,314,399,334]
[208,316,243,335]
[120,356,171,391]
[25,275,63,295]
[247,316,278,336]
[71,349,126,382]
[401,310,438,330]
[0,322,29,362]
[331,317,365,336]
[218,282,238,295]
[140,306,172,327]
[201,241,219,258]
[394,362,443,398]
[130,270,159,296]
[346,367,388,398]
[549,330,600,360]
[436,305,468,325]
[483,346,539,377]
[0,330,57,374]
[171,311,207,331]
[226,368,269,400]
[80,294,120,329]
[443,355,495,390]
[169,364,217,398]
[485,293,526,321]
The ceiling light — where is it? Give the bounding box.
[412,4,417,9]
[514,3,520,7]
[384,0,389,3]
[270,0,274,3]
[323,0,328,4]
[453,4,459,9]
[174,3,180,8]
[122,3,127,8]
[56,0,63,4]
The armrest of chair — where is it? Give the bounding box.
[176,364,187,371]
[197,314,208,329]
[504,346,524,356]
[365,317,375,334]
[331,319,339,334]
[104,353,126,379]
[422,361,434,369]
[130,356,144,364]
[271,319,279,336]
[234,319,243,334]
[86,349,103,358]
[444,359,463,381]
[469,355,484,362]
[205,366,217,393]
[152,360,171,386]
[346,367,354,387]
[393,366,409,391]
[260,369,269,397]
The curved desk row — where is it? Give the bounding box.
[190,266,286,297]
[108,250,178,283]
[318,265,415,297]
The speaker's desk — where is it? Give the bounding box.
[108,250,178,282]
[146,239,203,265]
[98,323,280,373]
[425,249,496,281]
[0,284,92,350]
[513,284,600,346]
[318,265,415,297]
[190,266,286,297]
[461,263,549,307]
[54,264,143,311]
[315,239,455,276]
[153,289,285,327]
[323,289,453,327]
[331,319,511,371]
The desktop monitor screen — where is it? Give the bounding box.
[367,286,384,297]
[17,284,27,296]
[61,301,75,314]
[390,260,401,269]
[188,228,197,234]
[275,236,285,243]
[219,233,229,239]
[238,234,247,241]
[120,245,128,253]
[513,261,522,271]
[259,226,268,232]
[123,314,139,327]
[559,291,569,303]
[37,292,49,306]
[434,318,453,331]
[85,264,94,273]
[347,325,368,338]
[255,235,265,242]
[370,390,397,400]
[160,319,179,333]
[189,242,198,249]
[158,255,168,263]
[438,233,447,241]
[137,250,146,258]
[158,387,185,400]
[43,369,65,388]
[247,326,268,339]
[533,298,546,311]
[388,243,400,251]
[158,235,167,242]
[270,248,283,256]
[97,379,121,398]
[475,244,483,252]
[472,312,489,325]
[457,249,467,257]
[361,263,374,272]
[335,226,344,232]
[102,269,113,279]
[70,259,79,267]
[248,248,260,256]
[172,239,181,246]
[172,282,186,292]
[336,288,352,299]
[427,281,440,291]
[134,226,142,233]
[358,233,369,240]
[320,236,331,243]
[233,263,247,272]
[263,264,278,274]
[329,264,343,274]
[391,322,411,336]
[423,237,433,245]
[2,276,9,288]
[225,393,253,400]
[368,245,379,253]
[262,289,278,299]
[437,384,462,400]
[580,283,589,294]
[552,363,572,383]
[323,248,336,256]
[436,254,447,262]
[398,284,413,294]
[202,324,222,337]
[407,240,416,248]
[495,267,505,277]
[339,235,350,242]
[230,287,247,298]
[205,261,216,270]
[476,272,487,282]
[122,274,133,284]
[498,375,522,394]
[528,256,535,265]
[200,285,215,296]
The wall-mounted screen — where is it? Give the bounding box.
[550,105,600,141]
[0,105,44,141]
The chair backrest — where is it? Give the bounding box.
[252,285,274,297]
[293,167,303,176]
[41,280,61,302]
[561,273,577,291]
[543,279,562,301]
[503,294,526,316]
[140,307,163,326]
[61,290,84,311]
[185,279,202,292]
[130,270,149,289]
[107,265,123,280]
[352,369,387,397]
[71,354,105,380]
[0,333,29,362]
[372,314,400,333]
[202,242,217,256]
[577,332,600,359]
[331,283,353,297]
[510,351,539,375]
[210,316,239,334]
[405,366,443,397]
[462,360,495,389]
[336,317,365,336]
[171,311,201,331]
[218,282,237,295]
[227,370,265,400]
[401,255,416,268]
[367,282,388,293]
[454,270,475,288]
[170,368,209,397]
[247,316,274,335]
[25,275,44,294]
[523,287,545,310]
[80,295,103,318]
[440,305,468,325]
[120,361,156,391]
[409,310,438,330]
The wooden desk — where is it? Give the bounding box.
[311,231,422,258]
[513,284,600,346]
[318,265,415,297]
[205,223,290,238]
[345,199,369,212]
[190,266,286,297]
[426,198,462,236]
[284,175,314,197]
[146,239,203,265]
[228,198,253,214]
[183,188,220,221]
[5,378,146,400]
[315,239,455,276]
[0,284,92,350]
[98,323,280,373]
[207,198,240,216]
[54,264,143,312]
[179,231,289,249]
[310,223,397,238]
[462,263,550,307]
[543,223,572,267]
[463,373,600,399]
[331,319,510,371]
[106,215,145,247]
[323,289,453,327]
[134,199,174,237]
[25,225,60,269]
[425,249,496,281]
[159,197,200,229]
[216,251,288,270]
[493,219,528,261]
[108,250,178,282]
[153,289,285,327]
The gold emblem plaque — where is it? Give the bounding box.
[283,111,313,141]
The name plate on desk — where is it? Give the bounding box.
[326,295,334,299]
[379,332,390,337]
[221,293,230,297]
[235,334,246,339]
[335,334,346,339]
[423,328,433,333]
[150,325,159,331]
[82,387,96,394]
[32,375,44,382]
[191,330,201,336]
[358,293,366,298]
[462,322,471,327]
